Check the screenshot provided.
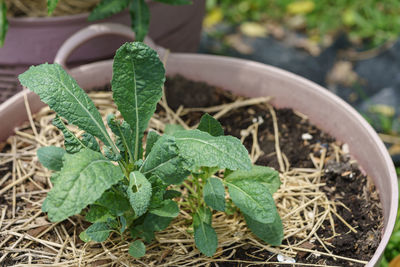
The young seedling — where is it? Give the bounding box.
[19,41,283,258]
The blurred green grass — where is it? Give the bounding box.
[206,0,400,47]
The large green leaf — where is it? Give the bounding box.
[197,113,224,137]
[193,206,212,227]
[0,1,7,47]
[129,0,150,42]
[127,171,152,217]
[52,116,85,154]
[37,146,65,171]
[243,212,283,246]
[173,129,251,171]
[225,179,276,224]
[19,64,117,153]
[85,222,111,242]
[111,42,165,161]
[154,0,192,5]
[129,240,146,258]
[88,0,130,21]
[141,135,189,184]
[203,177,225,211]
[47,0,59,15]
[225,165,281,194]
[42,149,124,222]
[193,214,218,257]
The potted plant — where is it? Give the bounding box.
[0,0,205,78]
[0,23,397,266]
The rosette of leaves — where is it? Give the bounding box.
[0,0,192,46]
[19,41,283,258]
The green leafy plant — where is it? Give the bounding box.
[0,0,191,46]
[19,41,283,257]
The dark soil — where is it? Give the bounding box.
[164,75,383,266]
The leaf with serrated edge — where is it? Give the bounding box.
[225,179,276,224]
[37,146,65,171]
[52,116,86,154]
[47,0,59,15]
[127,171,152,217]
[85,222,111,242]
[197,113,224,137]
[243,211,283,246]
[88,0,130,21]
[19,64,118,154]
[194,217,218,256]
[129,0,150,42]
[111,42,165,161]
[42,149,124,222]
[141,135,189,184]
[225,165,281,194]
[107,114,134,160]
[173,129,251,171]
[129,240,146,258]
[203,177,225,211]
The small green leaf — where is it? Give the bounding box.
[164,124,185,135]
[37,146,65,171]
[127,171,152,217]
[141,135,189,184]
[96,191,130,216]
[19,64,118,154]
[129,0,150,42]
[173,129,251,171]
[52,116,86,154]
[107,114,134,161]
[149,199,179,218]
[225,165,281,194]
[111,42,165,161]
[154,0,192,5]
[85,222,111,242]
[119,216,127,233]
[193,206,212,227]
[243,212,283,246]
[163,189,181,200]
[42,149,124,222]
[47,0,59,15]
[0,0,8,47]
[104,146,122,161]
[197,113,224,137]
[85,205,114,223]
[130,224,155,242]
[194,218,218,257]
[148,176,167,209]
[88,0,130,21]
[129,240,146,258]
[143,213,173,232]
[225,179,276,224]
[145,131,160,158]
[79,230,92,242]
[203,177,225,211]
[81,133,100,152]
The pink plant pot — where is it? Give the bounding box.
[0,0,205,73]
[0,23,397,267]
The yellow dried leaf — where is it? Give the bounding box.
[239,22,268,38]
[203,8,223,28]
[287,1,315,15]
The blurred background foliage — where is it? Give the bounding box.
[205,0,400,47]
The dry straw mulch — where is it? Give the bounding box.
[0,90,374,266]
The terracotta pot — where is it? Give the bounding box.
[0,23,397,267]
[0,0,205,75]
